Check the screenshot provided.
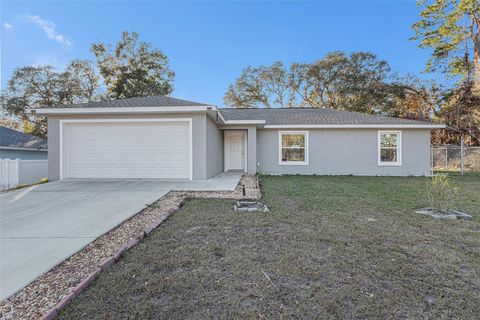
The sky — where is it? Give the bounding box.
[1,0,443,107]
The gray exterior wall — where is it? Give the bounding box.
[18,160,48,185]
[47,113,211,181]
[257,128,431,176]
[206,115,224,178]
[0,149,47,160]
[246,126,257,175]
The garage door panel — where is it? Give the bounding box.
[64,121,190,179]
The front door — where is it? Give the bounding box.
[224,131,246,171]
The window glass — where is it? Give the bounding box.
[379,132,400,164]
[282,148,305,162]
[380,148,397,162]
[380,133,398,148]
[281,133,306,163]
[282,134,305,148]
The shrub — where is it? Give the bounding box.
[426,174,457,213]
[39,177,48,184]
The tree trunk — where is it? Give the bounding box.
[474,31,480,95]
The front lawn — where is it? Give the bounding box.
[60,175,480,319]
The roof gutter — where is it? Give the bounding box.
[263,124,446,129]
[224,120,266,125]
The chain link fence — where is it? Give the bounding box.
[431,145,480,173]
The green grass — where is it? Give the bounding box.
[59,175,480,319]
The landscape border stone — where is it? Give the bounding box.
[0,175,261,320]
[40,224,166,319]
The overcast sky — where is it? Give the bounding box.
[1,1,444,107]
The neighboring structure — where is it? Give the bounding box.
[31,95,445,181]
[0,127,47,160]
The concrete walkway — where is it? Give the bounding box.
[0,172,241,300]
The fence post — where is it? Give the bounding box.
[430,147,434,176]
[445,147,448,170]
[460,137,465,175]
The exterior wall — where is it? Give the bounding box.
[47,113,210,181]
[257,128,431,176]
[0,149,47,160]
[246,126,257,175]
[48,118,60,181]
[206,115,223,178]
[18,160,48,185]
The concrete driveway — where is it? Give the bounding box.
[0,179,177,300]
[0,173,242,300]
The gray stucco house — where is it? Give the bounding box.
[31,95,444,181]
[0,127,48,160]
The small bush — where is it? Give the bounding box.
[39,177,48,184]
[426,174,457,213]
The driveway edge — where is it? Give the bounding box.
[0,176,259,320]
[43,197,186,320]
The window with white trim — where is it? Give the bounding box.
[378,131,401,166]
[279,131,308,165]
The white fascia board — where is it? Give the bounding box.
[29,106,214,115]
[212,107,228,123]
[0,146,47,151]
[263,124,446,129]
[224,120,266,125]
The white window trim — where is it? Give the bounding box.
[59,118,193,180]
[278,131,309,165]
[378,130,402,166]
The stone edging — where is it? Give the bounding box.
[0,175,259,319]
[38,175,261,319]
[43,198,186,320]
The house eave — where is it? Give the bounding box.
[224,120,266,125]
[0,146,47,152]
[263,124,446,129]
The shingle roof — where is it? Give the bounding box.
[45,95,210,109]
[0,127,47,150]
[220,108,438,126]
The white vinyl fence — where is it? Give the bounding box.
[0,159,48,191]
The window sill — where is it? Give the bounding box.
[279,162,309,166]
[378,162,402,166]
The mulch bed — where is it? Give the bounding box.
[0,175,259,320]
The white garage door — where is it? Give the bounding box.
[62,120,191,179]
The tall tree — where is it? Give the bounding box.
[0,60,99,137]
[92,31,174,99]
[224,62,294,108]
[309,51,393,113]
[388,75,441,120]
[436,81,480,144]
[412,0,480,145]
[0,117,21,131]
[225,52,396,114]
[412,0,480,87]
